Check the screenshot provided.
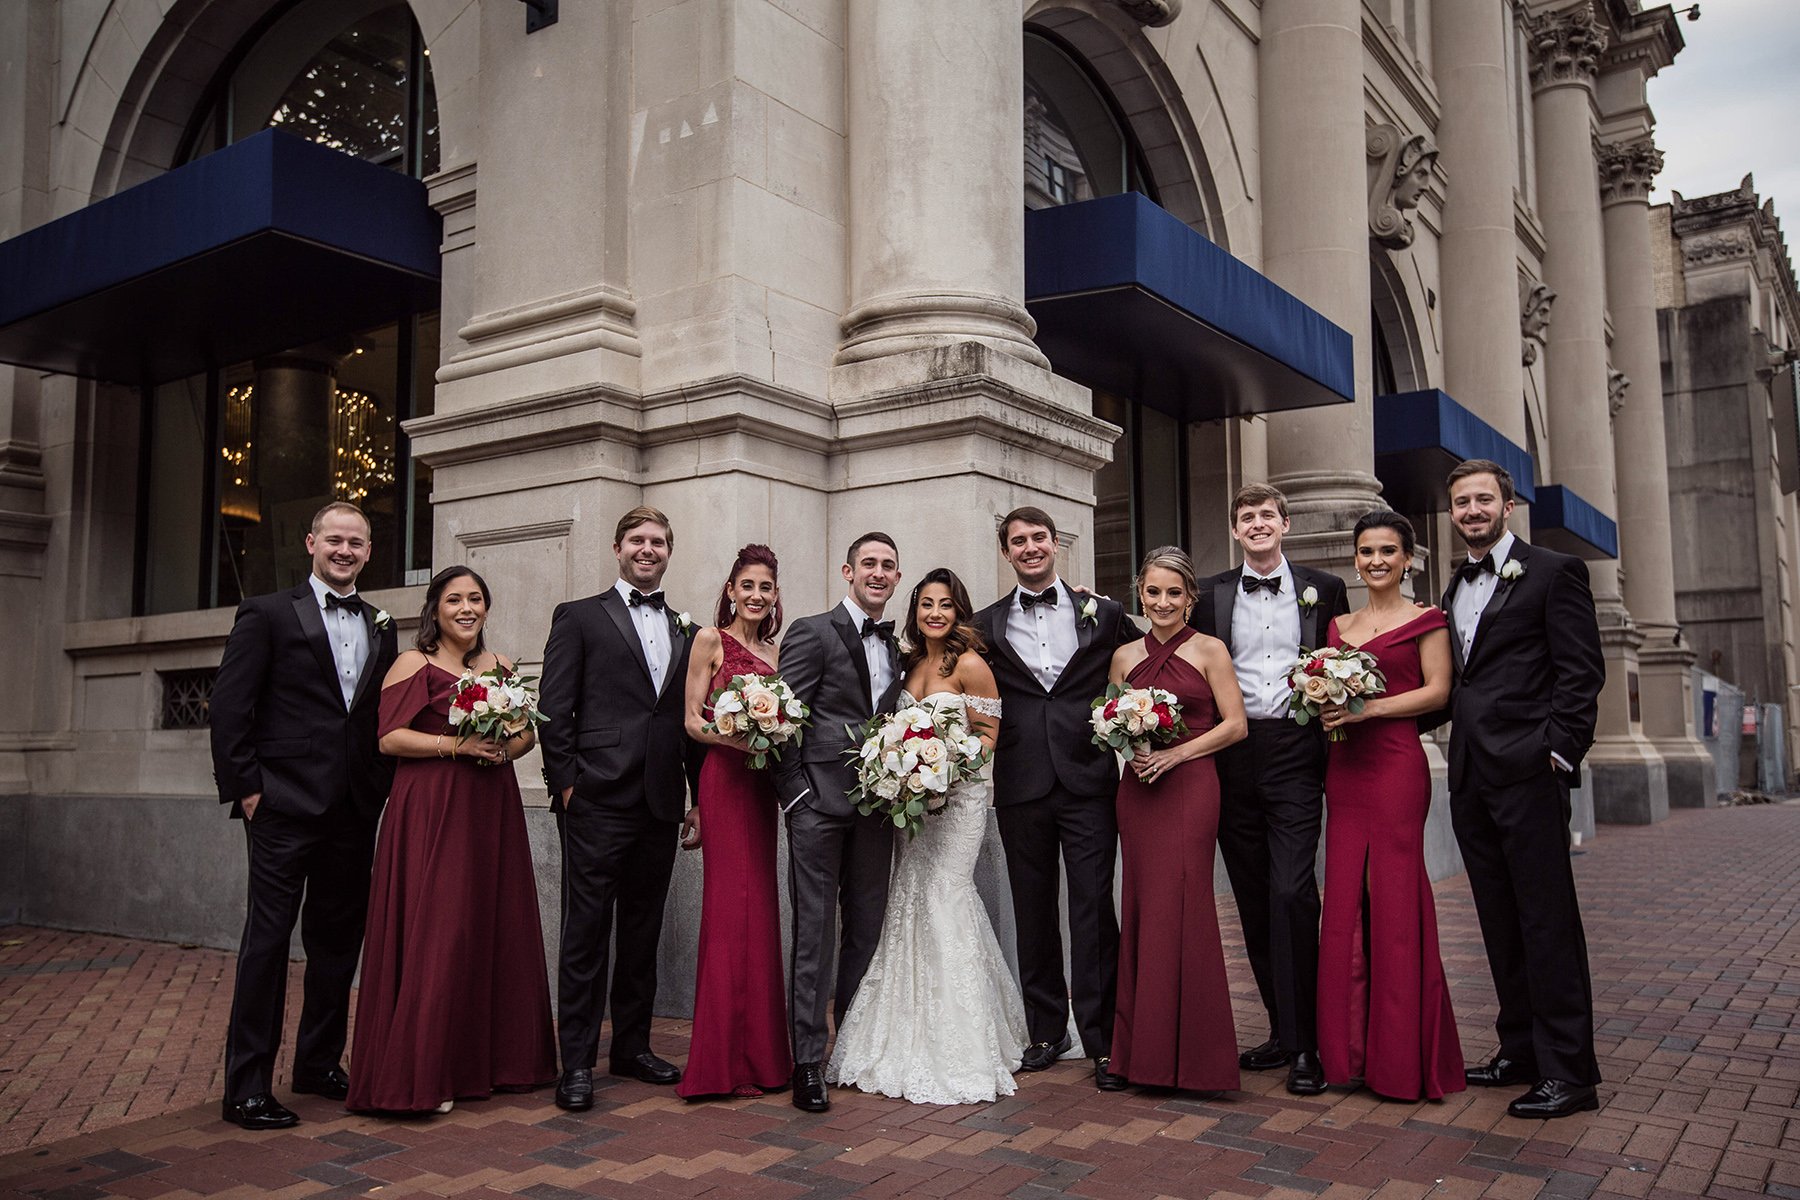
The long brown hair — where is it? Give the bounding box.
[713,544,783,641]
[415,565,492,668]
[900,568,987,678]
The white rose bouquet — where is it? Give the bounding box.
[703,673,808,770]
[1089,683,1188,757]
[846,703,990,838]
[1285,646,1386,742]
[447,667,547,742]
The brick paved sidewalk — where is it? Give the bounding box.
[2,802,1797,1199]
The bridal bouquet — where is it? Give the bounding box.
[1090,683,1188,755]
[846,703,990,838]
[1286,646,1386,741]
[448,667,547,740]
[704,673,808,770]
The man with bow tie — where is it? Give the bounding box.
[1441,460,1604,1119]
[539,506,704,1111]
[1190,484,1349,1096]
[210,501,399,1130]
[771,532,905,1112]
[977,507,1139,1090]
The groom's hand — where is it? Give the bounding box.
[240,793,261,821]
[680,808,701,851]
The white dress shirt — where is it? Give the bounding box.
[1006,579,1079,692]
[840,597,894,710]
[1230,557,1302,720]
[309,573,369,710]
[1450,530,1515,663]
[615,578,672,694]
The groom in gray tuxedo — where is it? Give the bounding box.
[771,532,903,1113]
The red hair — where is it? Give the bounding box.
[715,544,783,641]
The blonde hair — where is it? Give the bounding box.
[1135,545,1197,598]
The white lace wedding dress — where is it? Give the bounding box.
[827,691,1028,1105]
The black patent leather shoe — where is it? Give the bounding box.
[1094,1057,1128,1091]
[610,1052,681,1086]
[1507,1079,1598,1120]
[792,1062,829,1112]
[555,1068,594,1111]
[221,1093,299,1130]
[1238,1038,1292,1072]
[1285,1050,1327,1096]
[291,1066,351,1101]
[1020,1034,1073,1072]
[1465,1054,1535,1088]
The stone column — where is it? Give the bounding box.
[1529,2,1665,823]
[1259,0,1381,570]
[1600,137,1709,809]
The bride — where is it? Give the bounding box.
[827,567,1028,1105]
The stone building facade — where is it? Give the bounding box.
[0,0,1724,991]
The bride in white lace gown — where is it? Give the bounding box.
[828,569,1028,1106]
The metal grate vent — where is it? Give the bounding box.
[159,668,216,730]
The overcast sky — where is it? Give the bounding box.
[1646,0,1800,239]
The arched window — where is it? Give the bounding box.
[1024,31,1154,211]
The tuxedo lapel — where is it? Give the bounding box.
[600,589,654,687]
[832,607,875,713]
[1293,568,1321,651]
[290,587,341,702]
[1213,576,1236,652]
[986,592,1033,682]
[1466,543,1530,668]
[1442,575,1467,673]
[657,615,690,702]
[348,606,383,711]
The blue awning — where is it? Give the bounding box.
[0,129,440,386]
[1531,484,1618,560]
[1374,389,1537,511]
[1024,192,1353,422]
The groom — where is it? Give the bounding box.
[771,531,904,1113]
[977,506,1137,1090]
[1442,459,1604,1119]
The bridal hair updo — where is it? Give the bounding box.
[900,567,988,678]
[714,543,783,641]
[416,564,493,667]
[1134,545,1197,610]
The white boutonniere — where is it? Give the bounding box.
[373,608,392,631]
[1078,597,1099,627]
[674,611,695,636]
[1499,560,1524,582]
[1298,586,1319,611]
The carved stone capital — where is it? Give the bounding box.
[1599,138,1664,206]
[1106,0,1182,26]
[1681,228,1754,268]
[1521,280,1556,366]
[1366,124,1437,250]
[1608,368,1630,416]
[1527,4,1607,93]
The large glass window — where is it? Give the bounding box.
[1024,32,1153,212]
[1092,394,1188,607]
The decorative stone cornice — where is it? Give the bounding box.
[1366,124,1438,250]
[1527,4,1608,93]
[1598,138,1663,207]
[1521,280,1557,366]
[1105,0,1181,27]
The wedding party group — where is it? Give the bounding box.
[207,455,1607,1135]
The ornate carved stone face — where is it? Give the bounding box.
[1393,151,1435,212]
[1520,282,1556,366]
[1367,127,1437,250]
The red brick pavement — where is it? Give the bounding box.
[2,802,1797,1199]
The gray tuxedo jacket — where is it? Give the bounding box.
[771,605,902,816]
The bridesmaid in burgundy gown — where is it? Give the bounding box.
[1107,546,1248,1092]
[349,566,557,1115]
[1316,510,1463,1101]
[677,544,793,1100]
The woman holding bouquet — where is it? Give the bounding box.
[1315,510,1462,1101]
[1106,546,1247,1093]
[348,566,557,1115]
[678,544,793,1100]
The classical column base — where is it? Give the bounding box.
[1587,623,1669,825]
[836,291,1050,371]
[1637,639,1714,808]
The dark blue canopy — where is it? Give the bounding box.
[1374,388,1538,510]
[1531,484,1619,560]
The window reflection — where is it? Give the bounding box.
[1024,32,1150,211]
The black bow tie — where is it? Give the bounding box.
[324,593,364,614]
[628,589,666,610]
[1458,556,1497,584]
[860,617,895,641]
[1020,588,1059,611]
[1241,574,1282,595]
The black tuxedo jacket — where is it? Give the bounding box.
[538,588,703,824]
[210,582,399,821]
[976,584,1137,806]
[771,605,903,817]
[1441,540,1604,791]
[1189,562,1351,660]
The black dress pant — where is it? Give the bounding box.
[555,799,680,1071]
[784,801,894,1066]
[224,804,376,1103]
[995,782,1120,1057]
[1215,718,1326,1053]
[1451,769,1599,1086]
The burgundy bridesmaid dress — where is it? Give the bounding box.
[1317,607,1465,1101]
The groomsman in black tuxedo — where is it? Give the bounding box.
[539,505,703,1111]
[210,501,398,1130]
[1191,483,1348,1096]
[771,532,903,1113]
[976,506,1138,1091]
[1442,459,1604,1119]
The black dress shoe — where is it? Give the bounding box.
[1507,1079,1598,1120]
[1094,1057,1128,1091]
[1465,1054,1535,1088]
[1285,1050,1327,1096]
[1238,1038,1292,1072]
[610,1052,681,1086]
[1020,1034,1073,1072]
[792,1062,829,1113]
[291,1066,351,1101]
[221,1094,299,1130]
[555,1068,594,1112]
